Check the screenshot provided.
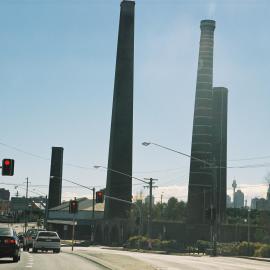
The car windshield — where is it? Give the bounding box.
[38,232,58,237]
[0,228,12,236]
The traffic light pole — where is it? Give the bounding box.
[72,213,75,251]
[24,177,30,233]
[91,187,95,243]
[92,187,95,219]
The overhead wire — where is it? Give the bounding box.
[2,140,270,172]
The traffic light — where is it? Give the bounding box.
[69,199,78,214]
[1,159,14,176]
[96,191,104,203]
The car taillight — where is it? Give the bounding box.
[4,239,16,244]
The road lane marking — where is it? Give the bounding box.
[24,253,34,268]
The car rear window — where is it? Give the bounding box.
[38,232,58,237]
[0,228,12,236]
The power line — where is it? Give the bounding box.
[1,140,270,173]
[0,141,95,170]
[229,155,270,162]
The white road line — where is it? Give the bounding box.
[25,254,34,268]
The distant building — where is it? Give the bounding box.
[145,195,155,205]
[256,198,270,211]
[10,197,29,212]
[251,197,260,210]
[226,195,233,208]
[0,188,10,201]
[251,184,270,211]
[0,200,10,215]
[47,197,104,240]
[234,190,244,208]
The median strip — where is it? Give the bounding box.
[63,249,156,270]
[63,250,119,270]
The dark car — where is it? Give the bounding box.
[17,232,25,247]
[0,227,21,262]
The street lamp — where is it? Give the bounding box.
[142,141,218,255]
[142,142,212,166]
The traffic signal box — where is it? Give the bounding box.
[69,199,78,214]
[96,191,104,203]
[1,159,15,176]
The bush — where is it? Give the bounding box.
[161,240,178,251]
[151,239,161,250]
[126,235,141,248]
[255,245,270,258]
[217,242,270,257]
[218,243,238,256]
[237,242,255,256]
[125,236,179,251]
[197,240,211,253]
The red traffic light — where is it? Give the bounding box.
[4,160,10,166]
[69,199,78,214]
[96,191,104,203]
[2,159,15,176]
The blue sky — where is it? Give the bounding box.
[0,0,269,203]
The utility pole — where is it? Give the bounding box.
[24,177,30,233]
[248,208,251,255]
[44,195,48,229]
[232,179,237,209]
[91,187,95,243]
[92,187,95,219]
[144,178,158,238]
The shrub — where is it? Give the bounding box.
[161,240,178,251]
[255,245,270,258]
[197,240,211,253]
[151,239,161,250]
[237,242,255,256]
[125,236,179,251]
[126,235,141,248]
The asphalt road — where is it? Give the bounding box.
[0,250,107,270]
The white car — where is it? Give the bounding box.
[32,231,61,253]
